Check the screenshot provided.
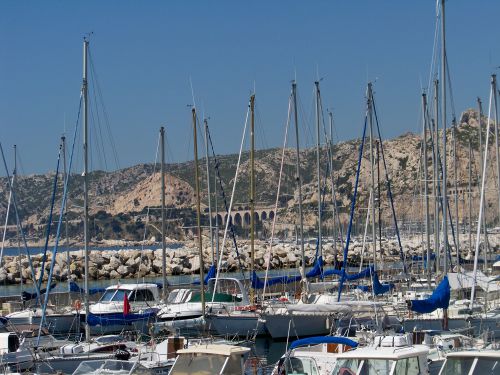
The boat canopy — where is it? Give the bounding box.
[289,336,358,350]
[69,281,106,295]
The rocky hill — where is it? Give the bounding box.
[1,108,498,244]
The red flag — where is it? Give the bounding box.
[123,293,131,315]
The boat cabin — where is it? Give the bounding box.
[330,335,429,375]
[438,350,499,375]
[169,344,250,375]
[90,283,160,314]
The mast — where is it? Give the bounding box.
[493,74,500,227]
[422,94,432,285]
[441,0,448,276]
[204,119,214,265]
[13,145,22,294]
[468,139,472,259]
[82,37,91,342]
[192,108,205,316]
[214,168,219,265]
[452,117,460,265]
[292,82,306,288]
[328,111,337,266]
[249,95,256,304]
[471,87,493,307]
[440,0,449,330]
[477,98,490,271]
[62,135,71,295]
[433,80,440,272]
[376,140,383,270]
[160,126,167,301]
[315,81,322,259]
[367,83,377,270]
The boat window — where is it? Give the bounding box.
[129,289,155,302]
[472,358,498,373]
[280,357,319,375]
[111,289,127,302]
[331,359,360,375]
[394,357,420,375]
[359,359,395,374]
[7,334,19,352]
[170,353,227,374]
[100,290,117,302]
[440,358,475,374]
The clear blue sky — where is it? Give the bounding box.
[1,1,499,174]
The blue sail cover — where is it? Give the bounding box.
[192,264,217,285]
[87,310,157,327]
[251,256,324,289]
[251,271,301,289]
[306,256,323,278]
[410,276,450,314]
[289,336,358,350]
[21,283,57,301]
[323,266,373,281]
[372,271,394,295]
[69,281,106,295]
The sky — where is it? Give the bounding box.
[1,0,499,174]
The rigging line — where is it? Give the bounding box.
[88,61,108,171]
[140,133,161,252]
[262,92,292,298]
[370,92,408,276]
[206,123,246,277]
[36,92,81,345]
[337,113,368,302]
[37,143,63,293]
[0,143,42,302]
[88,47,120,170]
[427,1,441,101]
[445,54,456,119]
[211,102,251,299]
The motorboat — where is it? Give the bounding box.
[329,334,429,375]
[169,344,250,375]
[438,350,499,374]
[76,283,160,335]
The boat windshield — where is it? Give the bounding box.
[170,353,227,374]
[473,358,498,373]
[332,358,395,375]
[440,357,475,374]
[99,289,128,303]
[278,356,319,375]
[73,359,149,375]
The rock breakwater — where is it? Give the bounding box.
[0,235,496,285]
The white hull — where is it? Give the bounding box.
[208,312,267,337]
[6,313,78,334]
[262,313,332,339]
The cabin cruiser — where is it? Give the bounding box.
[273,336,358,375]
[169,344,250,375]
[35,334,140,374]
[75,283,160,335]
[154,278,250,333]
[329,334,429,375]
[274,333,428,375]
[438,350,499,374]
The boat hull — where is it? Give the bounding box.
[208,312,267,337]
[262,313,332,339]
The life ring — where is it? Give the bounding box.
[74,300,82,311]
